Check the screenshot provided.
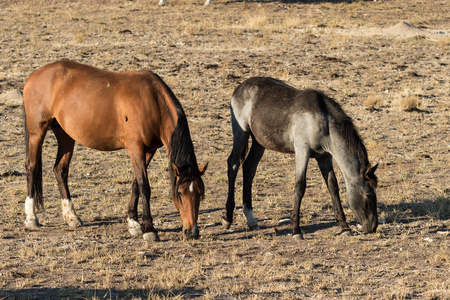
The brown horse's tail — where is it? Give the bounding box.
[23,102,44,210]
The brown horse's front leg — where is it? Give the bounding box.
[140,179,159,241]
[128,149,159,241]
[127,178,143,236]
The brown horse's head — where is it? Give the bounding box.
[350,163,379,234]
[172,162,208,239]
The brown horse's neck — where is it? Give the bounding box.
[151,74,198,170]
[157,85,180,153]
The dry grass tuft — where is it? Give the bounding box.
[397,95,421,111]
[74,32,86,43]
[243,9,268,30]
[364,95,384,111]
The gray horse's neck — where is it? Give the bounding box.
[329,137,364,193]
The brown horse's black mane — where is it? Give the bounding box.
[163,83,202,199]
[322,93,370,174]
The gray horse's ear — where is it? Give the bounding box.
[364,163,378,176]
[199,162,208,176]
[365,163,378,188]
[368,163,378,175]
[172,162,180,177]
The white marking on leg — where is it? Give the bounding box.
[61,199,73,217]
[24,196,39,228]
[243,203,259,229]
[127,217,143,236]
[232,164,237,171]
[25,196,35,218]
[189,182,194,193]
[61,199,82,227]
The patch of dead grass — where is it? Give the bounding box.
[396,95,421,111]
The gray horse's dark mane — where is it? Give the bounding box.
[323,94,370,174]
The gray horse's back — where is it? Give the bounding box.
[231,77,332,154]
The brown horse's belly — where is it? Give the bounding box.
[54,112,125,151]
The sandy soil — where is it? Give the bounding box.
[0,0,449,299]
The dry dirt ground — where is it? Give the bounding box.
[0,0,449,299]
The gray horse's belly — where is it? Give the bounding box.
[249,114,295,153]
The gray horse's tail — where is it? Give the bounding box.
[240,140,249,164]
[23,101,44,210]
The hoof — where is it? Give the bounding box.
[24,218,40,229]
[221,217,231,230]
[143,232,160,242]
[292,233,304,241]
[248,223,260,231]
[336,229,353,237]
[340,230,353,237]
[129,226,144,236]
[67,216,83,228]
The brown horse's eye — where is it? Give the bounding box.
[178,192,183,198]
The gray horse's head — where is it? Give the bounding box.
[350,163,379,233]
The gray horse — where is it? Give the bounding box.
[223,77,378,240]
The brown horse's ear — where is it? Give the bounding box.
[172,162,180,177]
[199,162,208,176]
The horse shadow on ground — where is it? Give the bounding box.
[215,195,450,239]
[226,0,375,4]
[0,287,204,300]
[378,195,450,223]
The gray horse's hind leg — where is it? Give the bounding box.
[242,137,265,230]
[224,111,250,229]
[316,154,351,235]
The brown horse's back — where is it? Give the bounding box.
[23,60,165,152]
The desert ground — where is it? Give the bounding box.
[0,0,449,299]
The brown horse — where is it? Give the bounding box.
[23,60,207,241]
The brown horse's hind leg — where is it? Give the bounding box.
[52,124,82,228]
[127,151,155,237]
[25,131,47,229]
[316,155,351,236]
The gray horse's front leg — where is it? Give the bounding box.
[316,155,352,236]
[292,150,309,240]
